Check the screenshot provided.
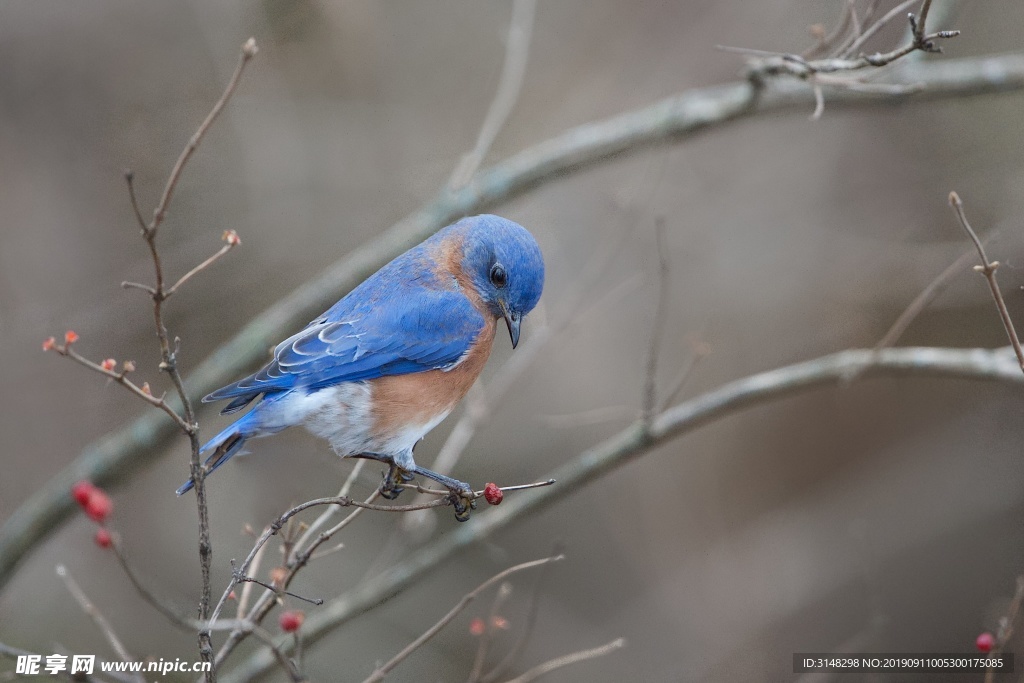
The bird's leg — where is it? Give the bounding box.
[411,465,476,522]
[379,463,415,500]
[349,453,413,500]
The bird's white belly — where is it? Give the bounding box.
[255,383,450,464]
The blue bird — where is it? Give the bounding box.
[177,215,545,520]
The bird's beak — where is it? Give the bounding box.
[500,302,521,349]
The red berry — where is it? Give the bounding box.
[84,489,113,523]
[279,610,304,632]
[483,483,503,506]
[94,528,112,548]
[469,618,486,636]
[72,480,97,507]
[64,330,79,345]
[976,631,995,652]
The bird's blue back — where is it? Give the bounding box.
[204,215,542,412]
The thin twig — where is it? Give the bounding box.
[165,234,240,297]
[467,583,513,683]
[231,568,323,606]
[289,459,366,564]
[802,0,854,59]
[56,565,143,683]
[499,638,625,683]
[874,247,980,350]
[642,219,670,423]
[448,0,537,190]
[237,527,270,620]
[843,0,919,57]
[361,556,563,683]
[245,624,305,683]
[110,536,197,631]
[47,342,191,432]
[659,335,712,411]
[948,191,1024,373]
[123,171,147,233]
[150,39,257,232]
[482,542,563,683]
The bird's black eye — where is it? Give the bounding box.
[489,263,507,288]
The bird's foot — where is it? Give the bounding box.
[450,489,477,522]
[379,465,415,500]
[411,468,475,522]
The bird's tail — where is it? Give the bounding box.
[175,419,251,496]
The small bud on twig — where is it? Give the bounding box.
[141,382,152,396]
[64,330,79,345]
[42,337,56,352]
[122,360,136,373]
[222,229,241,246]
[100,358,117,372]
[269,566,288,588]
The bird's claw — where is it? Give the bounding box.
[451,493,476,522]
[380,465,414,500]
[448,482,476,522]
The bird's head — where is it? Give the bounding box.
[457,215,544,348]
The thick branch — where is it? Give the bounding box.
[3,52,1024,592]
[222,345,1024,682]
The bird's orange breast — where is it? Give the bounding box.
[369,315,497,439]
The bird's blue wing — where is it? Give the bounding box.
[203,284,484,411]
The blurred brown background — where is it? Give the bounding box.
[3,1,1024,681]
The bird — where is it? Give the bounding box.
[177,214,545,520]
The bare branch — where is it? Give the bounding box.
[874,247,980,350]
[244,623,305,683]
[448,0,537,190]
[467,583,514,683]
[150,39,257,233]
[46,342,191,432]
[123,170,147,233]
[165,232,241,297]
[733,0,958,119]
[56,565,142,682]
[481,542,563,683]
[642,219,669,422]
[843,0,919,57]
[109,536,197,632]
[500,638,625,683]
[361,556,563,683]
[948,191,1024,373]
